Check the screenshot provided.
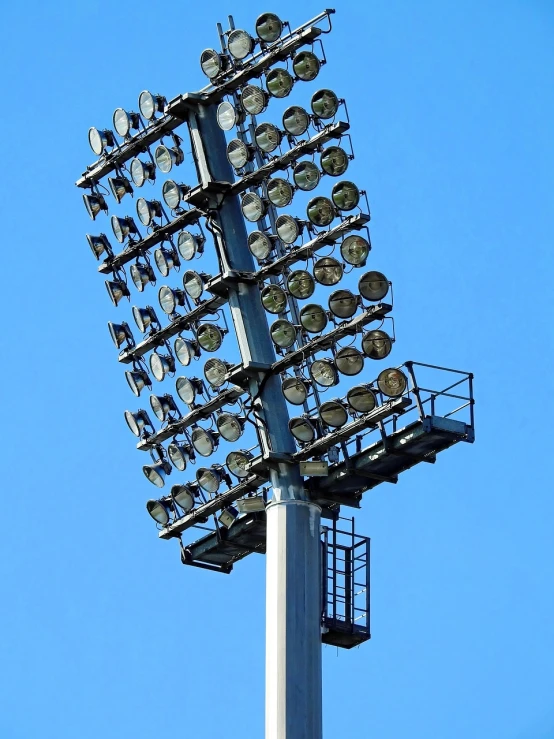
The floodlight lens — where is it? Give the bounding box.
[282,106,310,136]
[177,231,198,261]
[197,467,221,494]
[125,370,150,397]
[300,303,328,333]
[362,329,393,360]
[287,270,315,299]
[281,376,309,405]
[332,180,360,211]
[341,235,370,266]
[359,270,389,301]
[172,483,194,510]
[275,215,301,244]
[204,358,229,388]
[130,264,151,292]
[200,49,222,79]
[267,178,294,208]
[319,400,348,428]
[113,108,132,137]
[136,198,156,226]
[266,68,294,98]
[105,279,128,307]
[196,324,223,352]
[88,127,112,155]
[111,215,133,243]
[248,231,273,260]
[143,463,168,488]
[125,409,146,437]
[347,385,377,413]
[150,352,172,381]
[227,139,250,169]
[307,196,335,226]
[83,193,106,220]
[310,359,338,387]
[289,417,316,443]
[130,158,154,187]
[150,394,171,422]
[139,91,157,120]
[109,176,132,204]
[191,427,216,457]
[228,29,254,59]
[183,270,205,300]
[293,51,321,81]
[241,85,267,115]
[146,500,170,525]
[255,123,282,153]
[328,289,358,319]
[217,101,237,131]
[313,257,343,285]
[176,376,197,405]
[255,12,283,42]
[154,248,173,278]
[159,286,178,314]
[241,192,265,221]
[133,306,153,333]
[293,161,320,191]
[87,233,110,260]
[377,368,407,398]
[261,284,288,314]
[108,321,129,349]
[270,319,297,348]
[174,337,197,366]
[162,180,182,209]
[320,146,349,177]
[311,89,340,119]
[335,346,364,376]
[217,413,244,442]
[155,145,174,173]
[227,451,253,479]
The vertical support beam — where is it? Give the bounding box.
[190,102,323,739]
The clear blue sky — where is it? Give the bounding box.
[1,1,553,737]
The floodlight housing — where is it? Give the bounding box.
[111,215,138,243]
[341,234,370,266]
[138,91,166,120]
[143,460,171,488]
[261,284,288,314]
[227,138,253,170]
[335,346,364,376]
[177,231,203,261]
[282,106,310,136]
[113,108,140,138]
[319,400,349,428]
[108,176,133,204]
[289,417,317,443]
[292,51,321,81]
[362,329,393,360]
[83,192,107,220]
[236,496,266,513]
[158,285,185,314]
[175,376,203,406]
[248,230,274,261]
[183,270,210,301]
[346,384,377,413]
[377,368,408,398]
[307,196,335,227]
[275,215,302,244]
[228,29,255,59]
[200,49,227,79]
[241,191,267,221]
[218,506,239,529]
[255,12,283,43]
[266,68,294,98]
[171,483,195,512]
[108,321,133,349]
[132,305,158,334]
[146,499,170,525]
[105,278,129,307]
[149,351,175,382]
[309,358,338,387]
[150,393,179,422]
[332,180,360,211]
[174,337,198,366]
[196,324,224,352]
[124,409,153,437]
[155,144,184,173]
[311,89,340,120]
[204,358,231,388]
[191,426,219,457]
[320,146,349,177]
[281,376,309,405]
[87,233,112,260]
[130,158,156,187]
[270,319,297,349]
[328,289,358,319]
[299,303,328,333]
[125,369,151,397]
[227,450,253,479]
[313,256,343,285]
[255,123,283,153]
[162,180,188,209]
[217,101,245,131]
[287,270,315,299]
[154,246,178,278]
[216,412,245,442]
[241,85,268,115]
[267,178,294,207]
[88,127,115,156]
[136,197,162,226]
[293,161,321,191]
[359,270,389,301]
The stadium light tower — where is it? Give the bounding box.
[76,10,475,739]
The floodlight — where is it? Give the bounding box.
[111,215,138,243]
[377,368,407,397]
[227,139,253,170]
[287,270,315,299]
[88,127,114,155]
[282,105,310,136]
[105,279,129,307]
[276,215,302,244]
[309,358,338,387]
[255,12,283,42]
[292,51,321,81]
[204,358,231,388]
[362,329,393,360]
[261,284,288,314]
[196,324,224,352]
[227,450,253,479]
[154,144,184,173]
[162,180,188,209]
[267,178,294,207]
[319,400,349,428]
[124,409,153,437]
[341,234,370,266]
[328,289,358,319]
[200,49,226,79]
[83,193,107,220]
[216,413,244,442]
[270,319,297,349]
[108,321,133,349]
[136,197,162,226]
[150,393,179,422]
[228,29,255,59]
[158,285,185,314]
[113,108,140,137]
[108,176,133,204]
[154,247,178,278]
[87,233,112,260]
[138,91,166,120]
[241,192,267,221]
[146,499,170,525]
[177,231,203,261]
[346,384,377,413]
[320,146,349,177]
[266,68,294,98]
[143,461,171,488]
[218,506,239,529]
[149,351,175,382]
[293,161,320,191]
[130,158,156,187]
[313,256,343,285]
[217,101,244,131]
[236,496,266,513]
[191,426,219,457]
[281,376,309,405]
[255,122,282,153]
[358,270,389,301]
[300,303,328,333]
[332,180,360,211]
[175,376,203,405]
[335,346,364,376]
[311,89,340,120]
[307,196,335,226]
[171,483,195,511]
[174,337,198,366]
[183,270,210,301]
[132,305,158,333]
[289,417,317,443]
[241,85,268,115]
[125,369,151,397]
[248,230,273,261]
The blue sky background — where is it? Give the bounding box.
[1,1,553,737]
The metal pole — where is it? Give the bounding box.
[190,102,323,739]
